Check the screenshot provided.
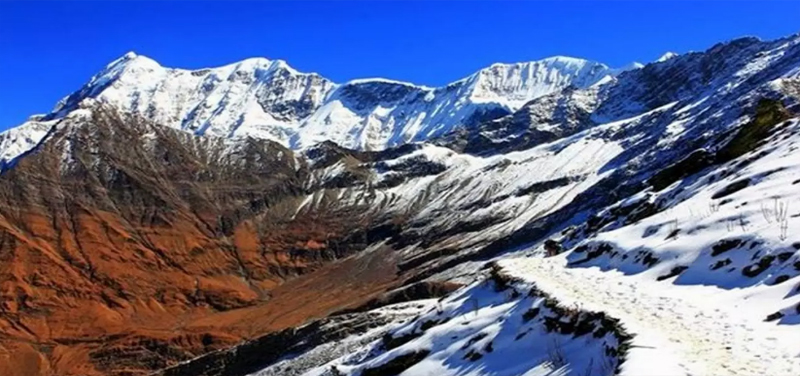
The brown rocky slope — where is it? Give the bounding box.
[0,107,414,375]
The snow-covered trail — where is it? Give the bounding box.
[499,256,800,376]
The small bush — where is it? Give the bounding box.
[648,149,715,191]
[665,228,680,240]
[773,275,790,285]
[742,255,776,278]
[716,98,791,163]
[621,201,662,225]
[461,333,487,350]
[382,331,422,351]
[711,179,750,199]
[573,245,589,253]
[527,284,547,298]
[544,239,562,256]
[711,239,743,256]
[522,307,540,323]
[573,317,597,337]
[419,317,448,331]
[710,258,732,270]
[487,262,521,291]
[572,243,614,265]
[463,349,482,361]
[634,250,660,267]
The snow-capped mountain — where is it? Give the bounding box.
[656,51,678,62]
[34,53,627,154]
[157,32,800,376]
[3,30,800,376]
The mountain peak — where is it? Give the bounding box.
[483,56,607,71]
[41,52,620,150]
[344,77,427,89]
[656,51,678,62]
[104,51,138,69]
[619,61,645,70]
[463,56,612,108]
[539,55,602,66]
[102,52,161,75]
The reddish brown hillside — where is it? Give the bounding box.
[0,108,403,375]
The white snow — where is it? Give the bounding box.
[494,119,800,375]
[290,278,624,376]
[16,53,639,153]
[0,119,56,167]
[251,300,437,376]
[500,256,800,376]
[656,52,678,63]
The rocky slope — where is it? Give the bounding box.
[0,105,399,376]
[0,32,799,376]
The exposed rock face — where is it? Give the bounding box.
[436,86,601,155]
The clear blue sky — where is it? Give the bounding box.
[1,1,799,131]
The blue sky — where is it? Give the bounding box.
[1,1,799,131]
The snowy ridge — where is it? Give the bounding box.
[458,56,614,107]
[656,52,678,63]
[0,120,56,170]
[1,52,632,160]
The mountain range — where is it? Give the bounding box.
[7,53,641,160]
[0,32,799,376]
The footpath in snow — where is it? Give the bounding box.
[499,256,800,376]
